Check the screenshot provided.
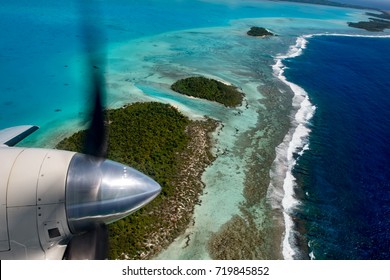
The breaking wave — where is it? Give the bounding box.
[267,35,315,260]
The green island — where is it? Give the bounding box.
[171,76,244,107]
[348,12,390,32]
[56,102,218,259]
[247,26,274,37]
[276,0,374,10]
[274,1,390,32]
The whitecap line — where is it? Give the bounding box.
[269,32,390,260]
[310,32,390,38]
[269,34,315,260]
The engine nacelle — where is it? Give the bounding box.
[0,147,161,259]
[0,147,74,259]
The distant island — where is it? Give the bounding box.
[171,76,244,107]
[348,12,390,32]
[56,102,218,259]
[274,0,374,10]
[279,0,390,32]
[247,26,274,37]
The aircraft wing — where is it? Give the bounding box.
[0,126,39,147]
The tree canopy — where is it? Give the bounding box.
[247,26,274,37]
[171,76,244,107]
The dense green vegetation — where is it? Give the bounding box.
[247,27,274,37]
[171,76,244,107]
[276,0,373,10]
[366,12,390,21]
[348,18,390,32]
[56,102,192,258]
[347,12,390,32]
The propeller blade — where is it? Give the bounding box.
[83,72,108,158]
[64,224,108,260]
[80,2,108,158]
[65,2,109,260]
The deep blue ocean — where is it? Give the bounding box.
[284,36,390,259]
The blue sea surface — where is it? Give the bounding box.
[284,36,390,259]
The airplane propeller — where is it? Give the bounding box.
[61,59,161,259]
[0,1,161,261]
[83,66,108,159]
[63,3,120,260]
[63,67,110,260]
[64,224,108,260]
